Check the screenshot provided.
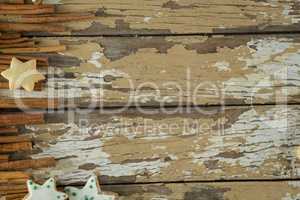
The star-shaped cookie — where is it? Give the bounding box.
[24,178,68,200]
[65,175,117,200]
[1,57,45,92]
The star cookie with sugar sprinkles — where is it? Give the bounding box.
[24,178,68,200]
[65,175,118,200]
[1,57,45,92]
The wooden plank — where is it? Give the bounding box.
[0,35,299,108]
[0,113,44,126]
[28,105,300,185]
[2,181,300,200]
[2,0,299,35]
[101,181,300,200]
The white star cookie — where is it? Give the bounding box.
[65,175,117,200]
[1,57,45,92]
[24,178,68,200]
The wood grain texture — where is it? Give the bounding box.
[5,0,300,35]
[2,181,300,200]
[96,181,300,200]
[26,105,300,185]
[0,35,299,108]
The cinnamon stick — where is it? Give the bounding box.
[3,193,27,200]
[0,54,49,66]
[0,0,24,4]
[0,155,8,163]
[0,142,32,153]
[0,37,30,44]
[0,127,18,134]
[0,184,27,193]
[0,41,35,48]
[1,189,28,196]
[16,13,95,23]
[0,82,10,89]
[0,98,59,109]
[0,45,66,53]
[0,172,30,180]
[0,157,55,170]
[0,113,44,126]
[0,33,21,40]
[0,4,53,10]
[0,23,66,32]
[0,7,55,15]
[0,64,9,71]
[0,135,31,143]
[1,190,27,197]
[0,178,27,185]
[0,60,9,64]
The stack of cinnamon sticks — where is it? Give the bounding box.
[0,113,56,199]
[0,2,95,33]
[0,30,68,91]
[0,0,95,91]
[0,33,66,54]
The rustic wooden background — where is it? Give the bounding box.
[1,0,300,199]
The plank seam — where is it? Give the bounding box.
[22,31,300,38]
[62,178,300,187]
[0,102,299,113]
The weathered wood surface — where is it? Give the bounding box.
[3,181,300,200]
[26,105,300,185]
[6,0,300,35]
[98,181,300,200]
[0,35,299,108]
[0,2,299,199]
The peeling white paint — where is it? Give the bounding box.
[242,38,291,67]
[142,132,171,140]
[31,123,170,185]
[151,197,168,200]
[282,193,300,200]
[191,106,300,175]
[282,3,300,24]
[288,181,300,188]
[43,0,62,4]
[88,52,103,68]
[224,37,300,102]
[144,17,152,23]
[168,154,178,161]
[214,61,231,72]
